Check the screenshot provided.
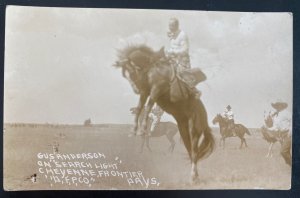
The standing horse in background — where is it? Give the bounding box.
[113,45,215,182]
[130,107,178,153]
[212,114,251,149]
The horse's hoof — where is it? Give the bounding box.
[136,132,145,136]
[128,133,136,137]
[190,169,199,183]
[190,175,198,184]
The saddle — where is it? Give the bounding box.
[170,67,206,102]
[151,47,206,102]
[170,76,190,102]
[177,68,207,87]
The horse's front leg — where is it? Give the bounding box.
[189,118,200,183]
[145,136,152,152]
[133,94,148,133]
[141,99,155,131]
[141,84,162,131]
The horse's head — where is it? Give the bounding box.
[212,114,221,125]
[113,58,141,94]
[113,45,158,94]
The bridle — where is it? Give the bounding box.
[123,60,151,84]
[116,51,167,93]
[115,59,151,96]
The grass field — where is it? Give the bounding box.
[3,124,291,190]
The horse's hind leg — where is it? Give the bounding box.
[189,118,200,183]
[239,137,243,149]
[146,136,152,152]
[239,137,247,149]
[166,132,176,153]
[139,136,145,153]
[266,142,273,158]
[244,138,248,148]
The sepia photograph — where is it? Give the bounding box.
[3,6,293,190]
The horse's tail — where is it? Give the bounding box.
[244,126,251,136]
[236,124,251,136]
[193,100,215,161]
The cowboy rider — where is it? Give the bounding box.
[266,100,292,166]
[222,105,236,136]
[165,17,201,99]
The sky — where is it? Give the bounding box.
[4,6,293,128]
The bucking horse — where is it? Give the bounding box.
[113,44,215,182]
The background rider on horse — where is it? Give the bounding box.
[266,100,291,134]
[263,99,292,166]
[222,105,236,136]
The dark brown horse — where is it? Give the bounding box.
[130,107,178,153]
[113,45,215,182]
[212,114,250,149]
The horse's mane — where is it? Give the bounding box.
[116,44,155,61]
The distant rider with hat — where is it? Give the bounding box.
[267,100,291,134]
[222,105,236,136]
[267,99,292,166]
